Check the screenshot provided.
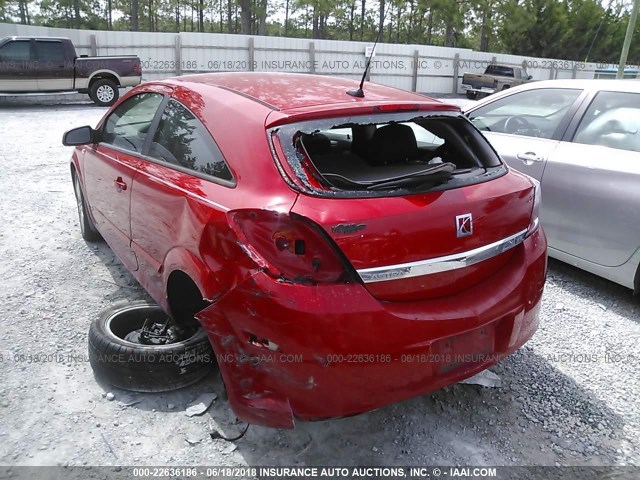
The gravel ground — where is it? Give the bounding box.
[0,99,638,472]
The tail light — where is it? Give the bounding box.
[493,79,498,88]
[227,209,354,285]
[133,62,142,75]
[526,178,541,237]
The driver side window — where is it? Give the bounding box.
[101,93,163,153]
[468,88,581,139]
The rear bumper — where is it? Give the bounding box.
[461,84,496,95]
[197,229,547,428]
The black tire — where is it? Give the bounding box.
[466,90,478,100]
[90,79,119,106]
[88,300,215,392]
[73,172,101,242]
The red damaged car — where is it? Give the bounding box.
[63,72,547,428]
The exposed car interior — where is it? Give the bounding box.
[288,115,500,192]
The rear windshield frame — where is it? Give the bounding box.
[268,111,507,199]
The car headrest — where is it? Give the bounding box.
[301,133,331,155]
[368,124,418,165]
[575,108,640,152]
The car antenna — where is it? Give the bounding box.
[347,6,387,98]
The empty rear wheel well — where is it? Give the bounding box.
[166,271,210,326]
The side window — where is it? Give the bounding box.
[35,41,66,64]
[101,93,163,153]
[573,91,640,153]
[468,88,582,139]
[149,100,233,182]
[0,41,31,62]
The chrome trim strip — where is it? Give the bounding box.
[357,228,529,284]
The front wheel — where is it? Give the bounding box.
[90,79,119,106]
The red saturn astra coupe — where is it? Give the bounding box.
[63,72,547,428]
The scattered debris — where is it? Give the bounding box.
[296,433,313,457]
[118,394,141,407]
[597,303,607,311]
[555,303,565,311]
[221,443,238,455]
[459,369,502,388]
[185,393,217,417]
[210,423,250,442]
[100,432,118,460]
[105,392,115,401]
[167,404,176,410]
[185,435,203,446]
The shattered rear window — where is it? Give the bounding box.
[270,111,505,197]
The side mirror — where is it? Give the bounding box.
[63,126,96,146]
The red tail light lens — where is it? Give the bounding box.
[227,209,354,285]
[133,62,142,75]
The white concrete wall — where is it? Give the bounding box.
[1,23,604,94]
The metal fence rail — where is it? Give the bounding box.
[0,23,614,95]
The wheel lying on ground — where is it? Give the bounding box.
[73,172,101,242]
[88,300,215,392]
[89,79,119,106]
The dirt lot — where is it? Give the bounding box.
[0,100,638,471]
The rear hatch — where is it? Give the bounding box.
[269,109,537,301]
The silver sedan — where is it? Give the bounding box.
[464,79,640,293]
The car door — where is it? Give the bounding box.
[83,92,165,271]
[542,90,640,267]
[467,87,585,182]
[0,39,37,92]
[34,39,73,91]
[129,96,235,302]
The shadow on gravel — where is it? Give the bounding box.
[209,346,624,467]
[86,240,151,303]
[547,259,639,323]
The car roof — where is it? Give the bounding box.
[166,72,452,112]
[3,36,70,41]
[501,78,640,94]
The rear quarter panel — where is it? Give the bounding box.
[128,83,298,309]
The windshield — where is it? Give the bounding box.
[271,111,504,197]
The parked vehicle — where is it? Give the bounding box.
[461,64,533,100]
[0,36,141,106]
[465,79,640,294]
[63,73,547,428]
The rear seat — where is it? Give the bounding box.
[301,133,371,177]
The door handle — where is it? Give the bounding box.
[114,177,127,191]
[516,152,544,165]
